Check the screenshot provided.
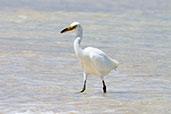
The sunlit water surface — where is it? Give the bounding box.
[0,10,171,114]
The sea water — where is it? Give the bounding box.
[0,1,171,114]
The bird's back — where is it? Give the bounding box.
[82,47,118,76]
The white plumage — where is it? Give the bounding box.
[80,47,118,76]
[60,22,119,93]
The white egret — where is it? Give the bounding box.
[60,22,119,93]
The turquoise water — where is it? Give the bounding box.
[0,1,171,113]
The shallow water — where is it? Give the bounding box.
[0,9,171,114]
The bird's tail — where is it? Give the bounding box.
[110,58,119,70]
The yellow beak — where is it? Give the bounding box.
[60,25,77,33]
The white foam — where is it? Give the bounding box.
[15,15,27,23]
[10,110,56,114]
[18,15,27,20]
[11,110,80,114]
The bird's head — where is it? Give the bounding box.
[60,22,81,34]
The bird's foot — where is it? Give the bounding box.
[102,80,107,93]
[80,87,86,93]
[103,87,107,93]
[80,80,86,93]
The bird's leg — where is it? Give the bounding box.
[102,80,107,93]
[80,72,87,93]
[100,76,107,93]
[80,80,86,93]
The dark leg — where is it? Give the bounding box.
[102,80,107,93]
[80,80,86,93]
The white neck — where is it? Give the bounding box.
[74,26,83,58]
